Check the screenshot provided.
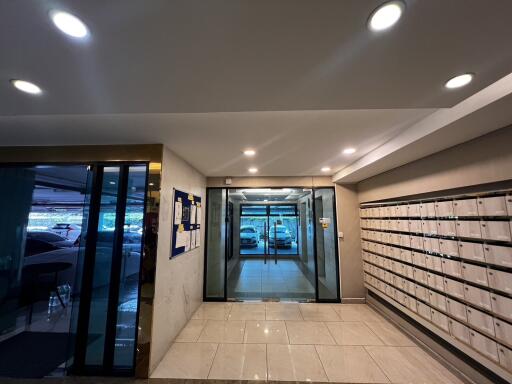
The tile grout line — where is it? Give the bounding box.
[313,344,331,382]
[206,342,220,379]
[363,345,393,384]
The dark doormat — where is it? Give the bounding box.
[0,331,70,378]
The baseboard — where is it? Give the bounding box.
[340,297,366,304]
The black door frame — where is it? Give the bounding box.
[203,186,341,303]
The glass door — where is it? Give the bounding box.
[72,163,148,375]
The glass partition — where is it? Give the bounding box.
[314,188,340,301]
[204,189,226,299]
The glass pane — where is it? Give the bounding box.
[113,165,146,368]
[205,189,226,298]
[0,165,89,378]
[314,188,339,301]
[269,205,296,216]
[241,205,267,216]
[85,167,120,366]
[268,217,296,255]
[239,216,266,255]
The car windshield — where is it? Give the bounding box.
[241,227,256,233]
[28,232,66,242]
[274,226,287,233]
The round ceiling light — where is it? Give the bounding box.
[321,167,331,172]
[248,167,258,174]
[10,79,42,95]
[243,149,256,156]
[368,1,405,32]
[50,10,89,38]
[343,148,356,155]
[445,73,474,89]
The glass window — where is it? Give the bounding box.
[241,205,267,216]
[269,205,297,216]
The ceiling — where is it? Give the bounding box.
[2,1,512,178]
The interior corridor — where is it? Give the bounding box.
[226,259,315,301]
[151,303,465,383]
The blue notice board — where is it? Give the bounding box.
[171,188,202,258]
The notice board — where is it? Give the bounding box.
[171,188,201,258]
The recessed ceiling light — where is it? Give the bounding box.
[248,167,258,174]
[321,167,331,172]
[368,1,405,32]
[50,10,89,38]
[10,79,42,95]
[243,149,256,156]
[343,148,356,155]
[445,73,474,89]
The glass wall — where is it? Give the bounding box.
[204,189,226,299]
[0,163,148,378]
[314,188,340,301]
[0,165,90,378]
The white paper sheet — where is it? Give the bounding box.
[190,204,197,225]
[196,207,202,225]
[174,201,182,224]
[195,229,201,247]
[175,229,188,248]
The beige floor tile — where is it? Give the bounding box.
[227,303,266,320]
[366,346,465,384]
[208,343,267,380]
[266,302,303,320]
[332,304,386,322]
[299,303,341,321]
[365,321,416,346]
[326,321,384,345]
[316,345,389,383]
[175,319,207,342]
[244,320,289,343]
[150,342,217,379]
[267,344,328,381]
[285,321,336,345]
[191,302,232,320]
[197,320,245,343]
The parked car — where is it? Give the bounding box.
[27,231,74,248]
[51,223,82,242]
[268,225,292,248]
[240,225,259,248]
[24,232,75,257]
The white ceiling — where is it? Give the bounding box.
[2,1,512,178]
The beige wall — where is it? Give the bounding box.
[335,184,365,301]
[358,125,512,203]
[150,147,206,374]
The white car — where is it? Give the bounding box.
[51,223,81,242]
[240,225,259,248]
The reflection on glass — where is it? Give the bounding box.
[0,165,89,378]
[85,167,120,366]
[314,188,339,301]
[113,165,146,368]
[205,189,226,298]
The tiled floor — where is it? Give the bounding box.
[151,303,465,383]
[227,259,316,301]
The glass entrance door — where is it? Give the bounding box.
[204,187,340,303]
